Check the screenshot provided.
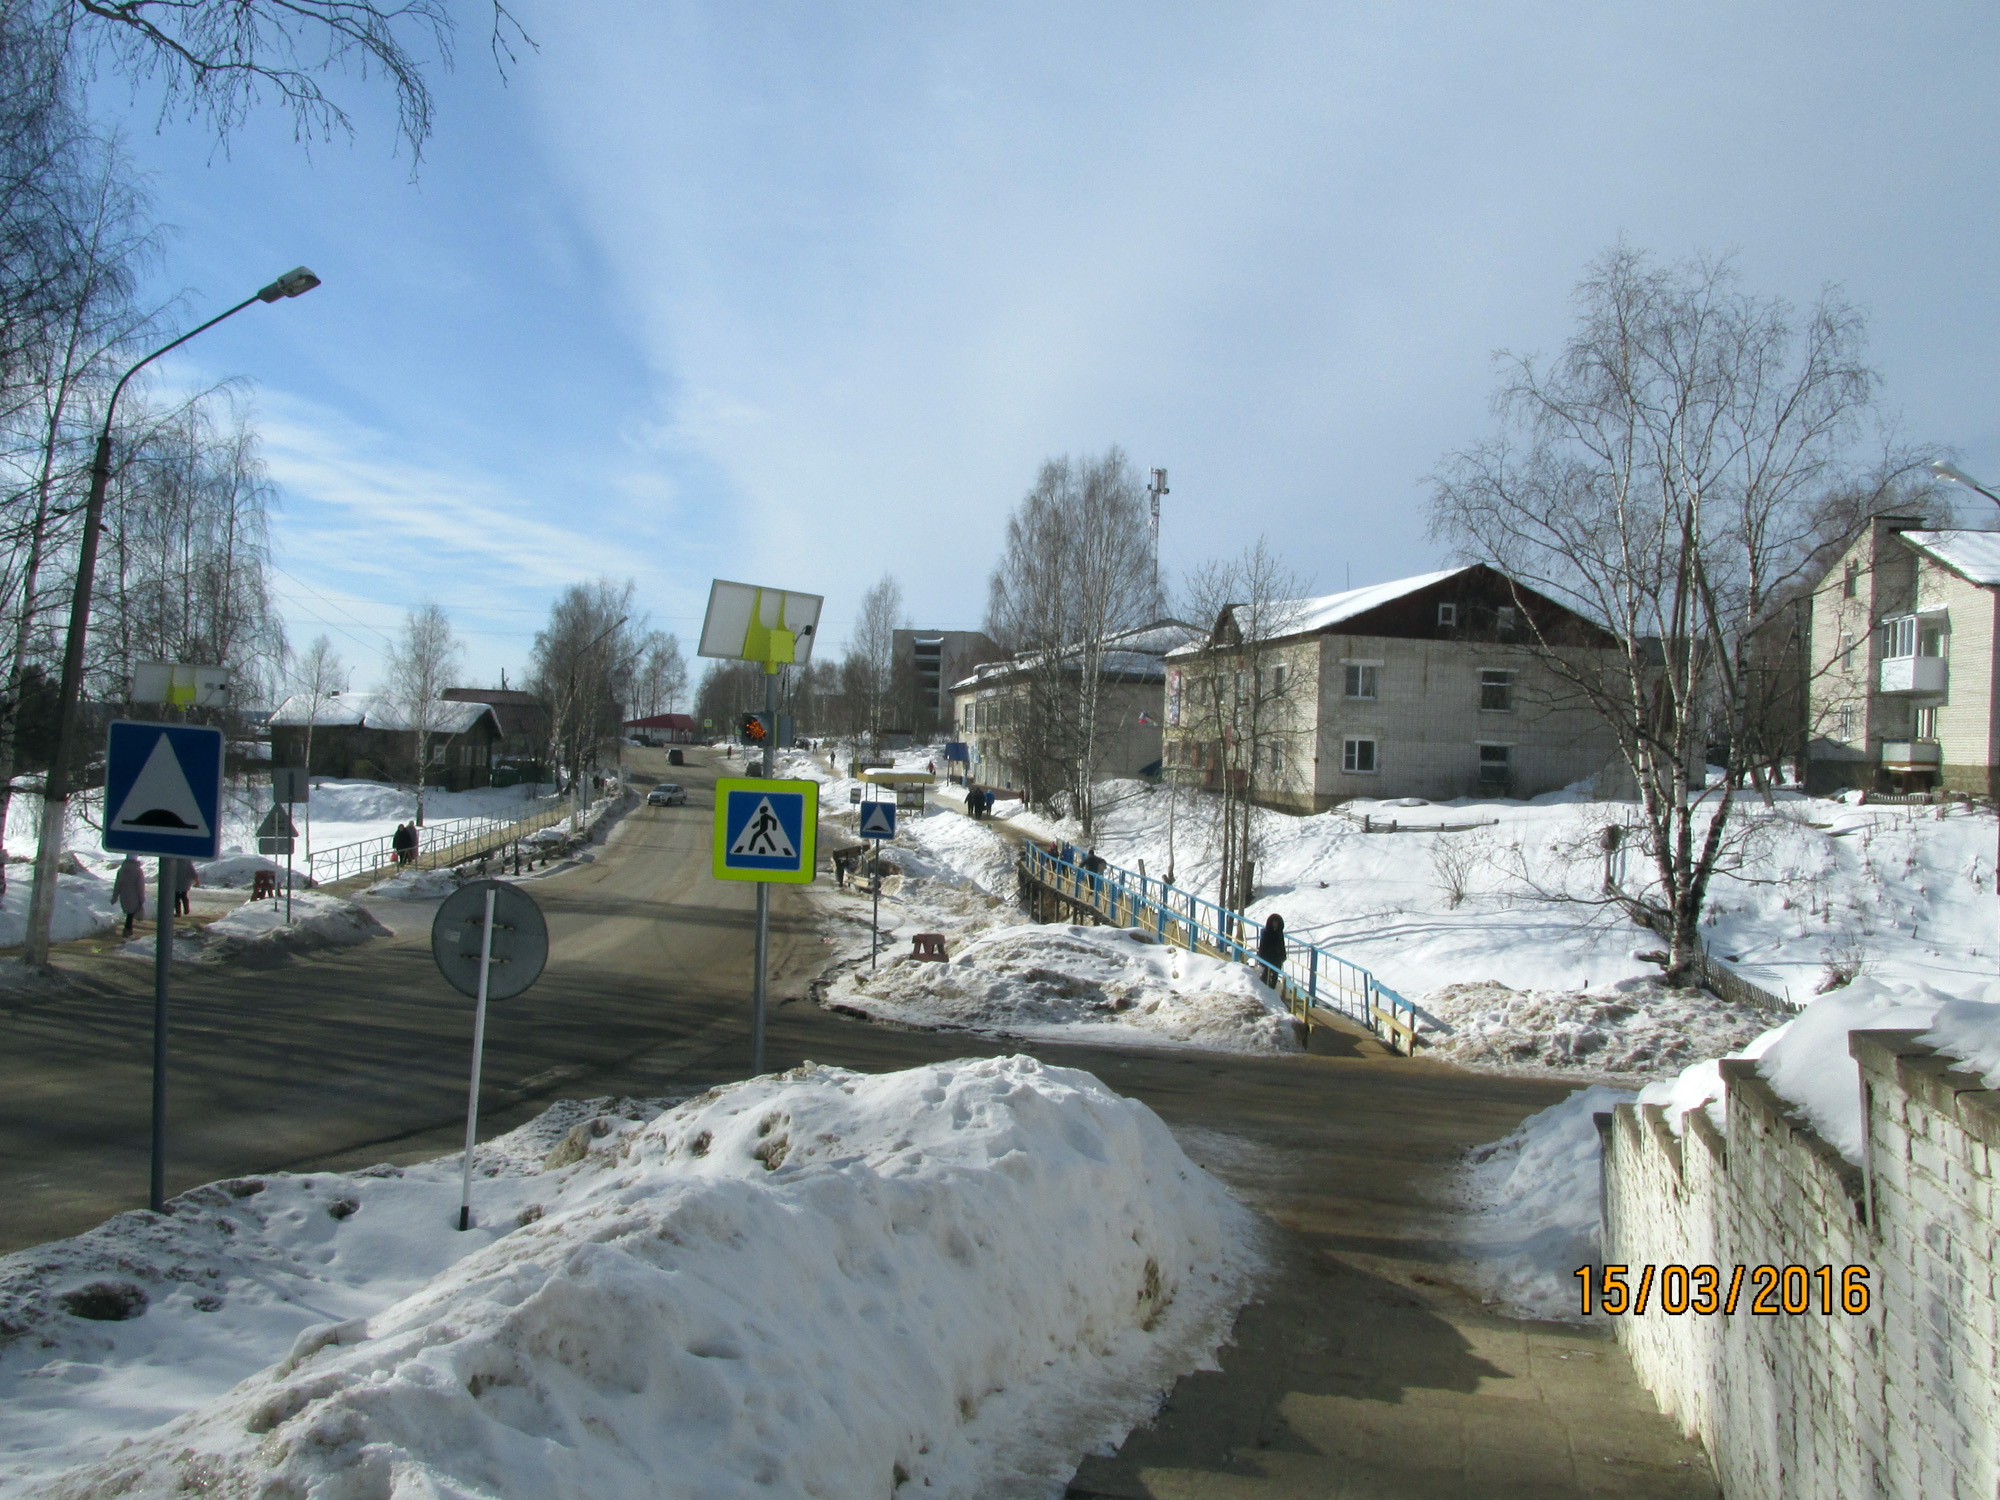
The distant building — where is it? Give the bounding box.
[625,712,699,745]
[950,620,1196,797]
[1806,515,2000,796]
[892,629,1002,738]
[1164,566,1620,810]
[444,687,548,783]
[268,693,502,789]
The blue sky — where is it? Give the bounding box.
[104,1,2000,689]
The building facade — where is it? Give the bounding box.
[1806,516,2000,796]
[268,693,502,790]
[893,629,1001,738]
[1164,566,1621,811]
[951,621,1194,796]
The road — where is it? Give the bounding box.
[0,745,1715,1497]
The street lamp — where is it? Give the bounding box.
[22,269,321,967]
[1929,458,2000,508]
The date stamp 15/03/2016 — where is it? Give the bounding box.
[1575,1264,1872,1318]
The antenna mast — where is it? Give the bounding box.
[1147,467,1169,611]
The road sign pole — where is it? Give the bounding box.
[457,884,497,1232]
[150,856,172,1212]
[750,666,778,1075]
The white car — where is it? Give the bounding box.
[647,783,686,807]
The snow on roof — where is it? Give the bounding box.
[266,692,496,735]
[1900,529,2000,587]
[945,619,1196,693]
[1166,567,1471,657]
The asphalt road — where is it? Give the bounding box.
[0,744,1716,1496]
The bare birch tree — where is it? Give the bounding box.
[632,630,686,720]
[383,601,461,825]
[289,633,346,773]
[1170,539,1308,910]
[848,572,902,750]
[529,580,637,816]
[1429,245,1928,985]
[984,447,1153,837]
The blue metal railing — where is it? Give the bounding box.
[1018,842,1451,1054]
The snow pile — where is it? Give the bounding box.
[0,873,117,948]
[1422,978,1778,1081]
[828,923,1302,1055]
[1923,1000,2000,1089]
[1455,1086,1632,1320]
[366,868,463,900]
[196,893,390,965]
[194,854,312,891]
[20,1058,1259,1500]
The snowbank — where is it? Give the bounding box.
[829,923,1302,1054]
[195,893,390,965]
[194,854,312,891]
[1454,1085,1633,1320]
[365,868,463,900]
[17,1058,1259,1500]
[1422,978,1778,1081]
[0,873,118,948]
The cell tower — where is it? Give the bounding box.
[1147,467,1169,609]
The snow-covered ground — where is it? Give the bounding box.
[6,779,563,882]
[0,873,119,948]
[3,1057,1259,1499]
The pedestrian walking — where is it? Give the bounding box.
[173,858,198,917]
[1257,912,1287,988]
[113,854,146,936]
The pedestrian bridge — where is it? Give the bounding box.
[1016,843,1448,1055]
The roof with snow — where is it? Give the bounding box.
[1165,568,1473,657]
[946,619,1197,693]
[266,693,499,736]
[1900,529,2000,587]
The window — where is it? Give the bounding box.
[1843,561,1860,599]
[1921,626,1944,657]
[1879,616,1917,660]
[1839,632,1855,669]
[1479,669,1514,712]
[1271,663,1287,694]
[1497,606,1517,634]
[1437,603,1458,628]
[1477,744,1511,783]
[1342,737,1377,773]
[1344,663,1378,699]
[1916,706,1939,740]
[1836,705,1857,741]
[1266,742,1285,774]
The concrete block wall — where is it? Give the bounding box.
[1599,1031,2000,1499]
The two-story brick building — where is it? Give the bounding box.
[1163,566,1621,810]
[1806,515,2000,796]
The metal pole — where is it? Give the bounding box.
[751,665,778,1076]
[149,856,172,1212]
[457,885,497,1232]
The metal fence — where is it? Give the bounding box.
[1017,843,1451,1055]
[304,798,579,886]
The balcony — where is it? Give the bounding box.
[1879,655,1946,694]
[1880,740,1942,769]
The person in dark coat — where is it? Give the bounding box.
[1256,912,1287,988]
[173,858,198,916]
[113,854,146,936]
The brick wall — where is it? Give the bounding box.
[1599,1030,2000,1498]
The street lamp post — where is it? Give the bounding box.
[1927,459,2000,969]
[23,268,320,968]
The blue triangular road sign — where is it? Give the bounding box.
[858,802,896,838]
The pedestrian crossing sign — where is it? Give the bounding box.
[713,777,817,882]
[102,720,224,858]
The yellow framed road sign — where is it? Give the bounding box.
[712,777,818,883]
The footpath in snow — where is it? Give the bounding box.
[1,1057,1259,1500]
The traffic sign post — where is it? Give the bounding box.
[431,880,548,1231]
[857,799,895,970]
[102,721,224,1215]
[699,576,826,1080]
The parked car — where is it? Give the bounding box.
[668,747,685,765]
[647,783,686,807]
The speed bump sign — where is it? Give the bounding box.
[713,777,817,883]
